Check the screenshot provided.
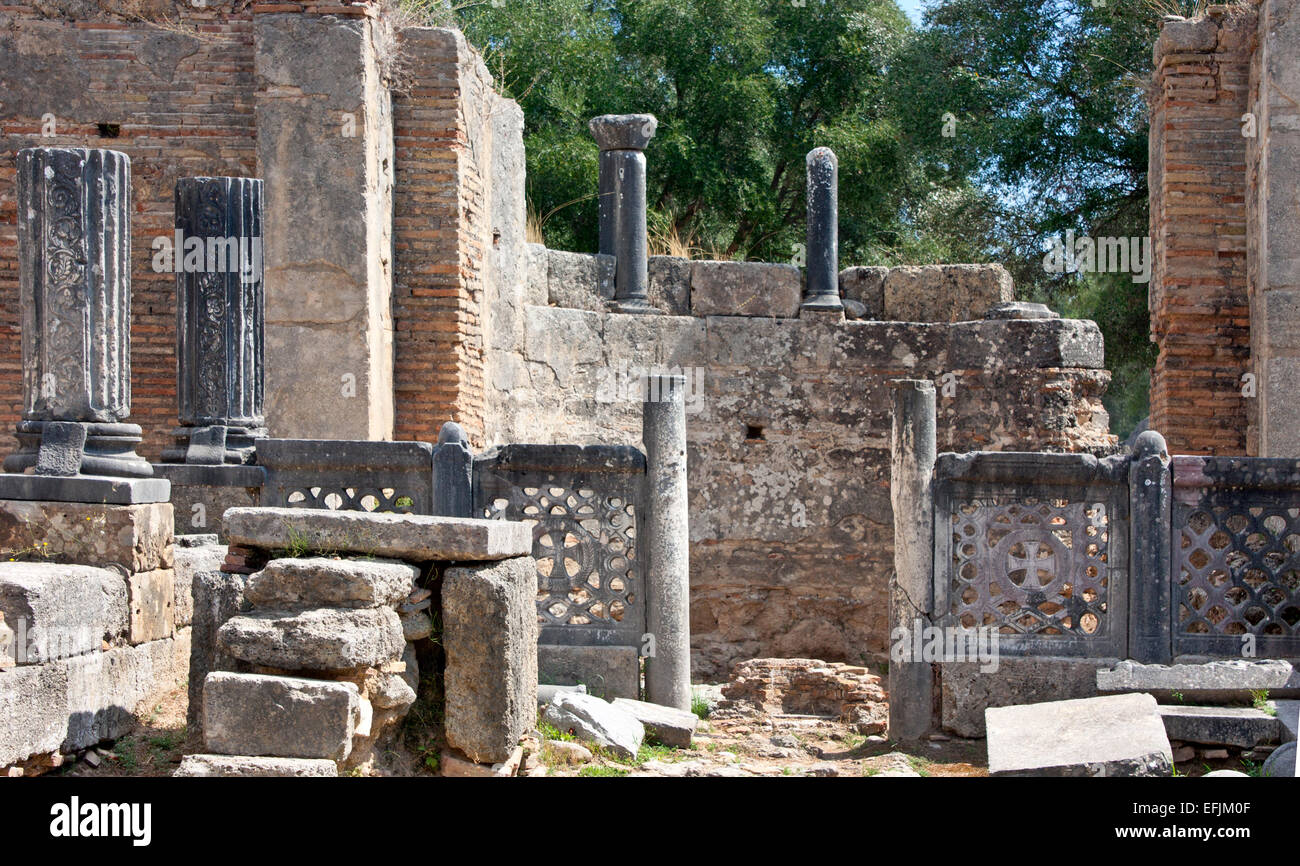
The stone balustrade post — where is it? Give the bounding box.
[643,374,691,709]
[432,421,474,518]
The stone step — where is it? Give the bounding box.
[986,693,1173,777]
[174,754,338,777]
[1157,704,1285,748]
[1097,659,1300,702]
[203,672,359,762]
[244,556,419,609]
[222,507,532,562]
[611,697,698,747]
[217,607,404,672]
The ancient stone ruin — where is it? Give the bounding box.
[0,0,1296,797]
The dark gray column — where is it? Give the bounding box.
[164,176,267,465]
[3,147,154,483]
[1128,430,1173,663]
[643,374,691,709]
[432,420,474,518]
[590,114,657,314]
[803,146,842,311]
[889,378,936,741]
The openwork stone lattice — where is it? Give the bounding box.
[932,451,1130,658]
[474,445,647,646]
[258,439,434,516]
[1175,506,1300,641]
[281,485,419,513]
[947,497,1112,638]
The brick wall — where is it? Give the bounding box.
[1148,9,1255,455]
[391,28,489,448]
[0,3,259,459]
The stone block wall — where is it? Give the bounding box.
[490,253,1113,675]
[0,1,260,460]
[0,500,189,772]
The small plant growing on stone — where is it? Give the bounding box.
[1240,757,1264,777]
[690,693,711,720]
[1250,688,1276,715]
[1171,690,1185,704]
[577,765,628,778]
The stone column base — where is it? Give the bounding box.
[3,421,153,478]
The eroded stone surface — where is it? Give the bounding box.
[244,556,419,609]
[986,694,1173,777]
[0,500,173,572]
[174,754,339,777]
[222,507,531,562]
[543,692,644,759]
[217,606,404,672]
[203,671,360,761]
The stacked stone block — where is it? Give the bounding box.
[181,506,536,777]
[0,499,188,773]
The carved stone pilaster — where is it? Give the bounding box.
[3,147,153,481]
[163,176,267,465]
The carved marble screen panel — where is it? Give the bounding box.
[473,445,647,647]
[933,452,1130,658]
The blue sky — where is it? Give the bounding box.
[896,0,925,26]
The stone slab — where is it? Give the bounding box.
[443,556,538,764]
[1157,705,1285,748]
[188,561,246,732]
[538,644,641,701]
[986,694,1173,777]
[151,464,266,488]
[1097,659,1300,701]
[610,697,698,747]
[217,606,404,672]
[942,658,1112,737]
[203,671,360,761]
[244,556,419,609]
[0,562,127,664]
[882,264,1013,322]
[127,568,175,645]
[222,507,532,562]
[174,754,338,777]
[0,499,173,572]
[0,662,68,766]
[543,691,644,759]
[838,266,886,318]
[0,474,170,504]
[690,260,802,318]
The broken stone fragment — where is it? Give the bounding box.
[243,556,419,609]
[610,697,698,747]
[174,754,338,777]
[216,606,405,672]
[542,692,645,760]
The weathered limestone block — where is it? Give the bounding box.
[538,644,641,701]
[217,606,404,672]
[0,500,173,572]
[542,692,644,759]
[1157,705,1284,748]
[222,507,532,562]
[443,556,538,764]
[244,557,419,609]
[203,672,360,761]
[547,249,615,311]
[0,663,68,766]
[942,658,1110,737]
[127,568,175,645]
[0,562,127,663]
[948,318,1105,370]
[690,261,802,318]
[648,255,691,315]
[986,694,1173,777]
[171,544,220,629]
[257,12,394,441]
[610,697,698,747]
[838,266,886,318]
[882,264,1014,322]
[187,552,245,731]
[174,754,339,777]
